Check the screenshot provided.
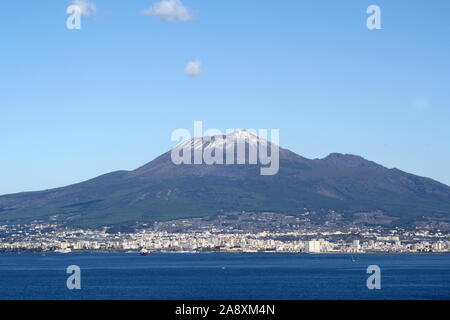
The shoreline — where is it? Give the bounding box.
[0,250,448,255]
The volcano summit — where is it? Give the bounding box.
[0,131,449,228]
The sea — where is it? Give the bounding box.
[0,253,448,300]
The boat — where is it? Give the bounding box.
[54,248,72,254]
[139,248,153,256]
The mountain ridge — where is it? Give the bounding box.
[0,131,449,228]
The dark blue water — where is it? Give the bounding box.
[0,253,449,300]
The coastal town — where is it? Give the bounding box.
[1,212,449,254]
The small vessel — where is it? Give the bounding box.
[54,248,72,254]
[140,248,153,256]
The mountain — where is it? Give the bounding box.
[1,131,449,228]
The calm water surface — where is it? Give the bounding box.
[0,253,448,300]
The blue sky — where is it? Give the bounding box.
[1,0,449,195]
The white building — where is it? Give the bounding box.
[305,241,321,253]
[352,240,360,251]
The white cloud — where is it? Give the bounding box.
[141,0,194,22]
[412,98,431,112]
[71,0,97,17]
[185,60,202,77]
